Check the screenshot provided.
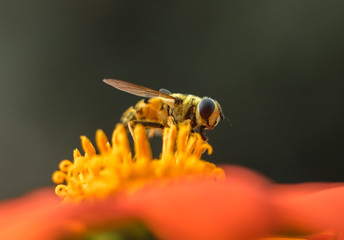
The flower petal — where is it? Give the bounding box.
[273,182,344,234]
[2,166,344,240]
[119,165,274,240]
[0,188,63,240]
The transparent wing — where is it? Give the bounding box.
[103,79,176,101]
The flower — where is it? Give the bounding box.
[0,122,344,240]
[52,122,225,202]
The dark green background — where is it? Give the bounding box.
[1,1,344,199]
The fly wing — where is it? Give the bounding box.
[103,79,176,102]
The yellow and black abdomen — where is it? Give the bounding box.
[121,97,169,127]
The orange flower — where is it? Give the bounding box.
[1,170,344,239]
[0,123,344,240]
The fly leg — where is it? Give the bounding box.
[198,126,208,142]
[128,120,165,140]
[167,116,176,127]
[128,121,135,140]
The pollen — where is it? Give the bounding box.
[52,122,225,202]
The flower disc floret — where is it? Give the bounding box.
[52,122,225,202]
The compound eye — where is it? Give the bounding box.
[198,98,215,120]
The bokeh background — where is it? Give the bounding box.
[1,1,344,199]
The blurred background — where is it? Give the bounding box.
[1,1,344,199]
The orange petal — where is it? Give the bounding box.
[118,165,273,240]
[2,166,344,240]
[272,182,344,234]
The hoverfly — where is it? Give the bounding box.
[103,79,224,141]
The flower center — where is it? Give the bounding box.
[52,122,225,202]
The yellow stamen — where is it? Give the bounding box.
[52,122,225,202]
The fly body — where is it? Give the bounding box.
[103,79,224,141]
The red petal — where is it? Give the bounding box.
[2,166,344,240]
[272,183,344,234]
[117,165,274,240]
[0,188,129,240]
[0,188,63,240]
[0,166,274,240]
